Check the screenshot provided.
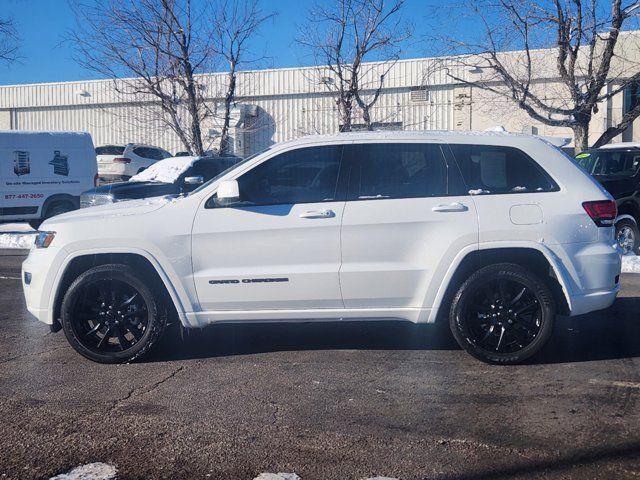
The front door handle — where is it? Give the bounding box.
[431,202,468,213]
[299,209,335,219]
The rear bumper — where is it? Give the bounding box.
[554,239,622,316]
[568,284,620,316]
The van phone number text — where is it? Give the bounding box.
[4,193,45,200]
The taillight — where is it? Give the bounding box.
[113,157,131,164]
[93,173,99,187]
[582,200,617,227]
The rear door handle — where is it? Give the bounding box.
[299,209,335,219]
[431,202,468,213]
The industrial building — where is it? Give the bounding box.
[2,32,640,156]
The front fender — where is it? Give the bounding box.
[48,246,197,327]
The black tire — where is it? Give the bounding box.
[61,264,167,363]
[449,263,555,365]
[28,219,42,230]
[615,218,640,255]
[45,201,74,219]
[29,202,75,230]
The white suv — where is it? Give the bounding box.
[22,132,621,364]
[96,144,172,183]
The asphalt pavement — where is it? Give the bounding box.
[0,254,639,480]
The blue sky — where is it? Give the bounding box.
[0,0,452,86]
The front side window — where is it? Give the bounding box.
[449,144,557,194]
[345,143,448,200]
[236,146,343,206]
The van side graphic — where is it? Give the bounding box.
[13,150,30,176]
[49,150,70,176]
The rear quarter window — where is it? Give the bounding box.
[449,144,558,194]
[95,146,125,155]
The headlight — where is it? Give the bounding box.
[35,231,56,248]
[81,193,115,208]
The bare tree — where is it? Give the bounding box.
[0,17,19,63]
[435,0,640,151]
[210,0,274,155]
[69,0,217,155]
[298,0,411,132]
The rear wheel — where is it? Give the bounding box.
[449,263,555,364]
[615,218,639,255]
[61,264,167,363]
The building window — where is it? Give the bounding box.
[623,82,640,114]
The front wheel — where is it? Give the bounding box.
[449,263,555,365]
[61,264,167,363]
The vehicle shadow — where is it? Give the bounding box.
[429,440,640,480]
[532,296,640,364]
[146,320,460,362]
[145,296,640,364]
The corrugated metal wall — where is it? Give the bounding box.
[0,57,487,155]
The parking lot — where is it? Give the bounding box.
[0,253,639,479]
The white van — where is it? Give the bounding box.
[0,131,97,229]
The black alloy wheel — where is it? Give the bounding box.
[61,264,167,363]
[450,263,555,364]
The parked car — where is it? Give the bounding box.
[81,155,241,208]
[0,131,97,229]
[574,143,640,253]
[96,144,172,184]
[22,131,620,365]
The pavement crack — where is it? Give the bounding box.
[109,366,184,412]
[0,344,67,365]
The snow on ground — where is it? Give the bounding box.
[254,474,300,480]
[0,223,35,233]
[622,254,640,273]
[49,463,117,480]
[0,223,36,249]
[130,155,199,183]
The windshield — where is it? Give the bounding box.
[190,147,272,195]
[575,149,640,177]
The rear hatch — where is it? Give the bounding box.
[96,145,126,175]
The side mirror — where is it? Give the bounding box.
[216,179,240,206]
[184,175,204,185]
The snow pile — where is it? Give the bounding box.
[622,254,640,273]
[130,156,199,183]
[49,463,117,480]
[0,223,36,249]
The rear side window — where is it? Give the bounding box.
[345,143,448,200]
[237,146,343,206]
[95,146,125,155]
[133,147,171,160]
[449,144,558,194]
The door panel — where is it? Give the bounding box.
[339,142,479,309]
[192,202,345,311]
[191,145,346,312]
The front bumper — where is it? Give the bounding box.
[22,246,66,325]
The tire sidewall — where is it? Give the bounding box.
[449,264,556,364]
[61,265,164,364]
